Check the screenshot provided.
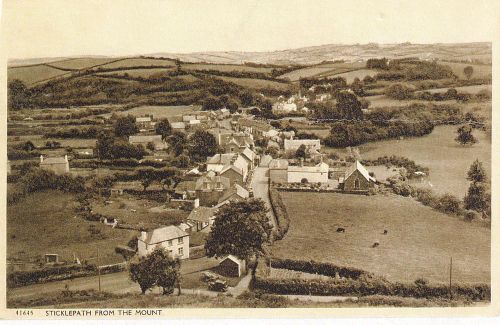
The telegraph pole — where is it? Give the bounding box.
[97,247,101,292]
[449,256,453,301]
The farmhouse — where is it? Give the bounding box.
[217,255,246,277]
[135,116,154,130]
[287,162,329,183]
[39,155,70,175]
[188,206,217,232]
[284,139,321,153]
[269,159,289,184]
[129,135,167,150]
[206,153,237,173]
[137,225,189,259]
[339,160,376,192]
[195,172,231,206]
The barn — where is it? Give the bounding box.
[217,255,246,278]
[340,161,376,192]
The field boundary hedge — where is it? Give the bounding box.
[253,276,490,300]
[268,186,290,240]
[266,257,368,279]
[7,263,126,288]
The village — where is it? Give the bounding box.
[6,45,492,308]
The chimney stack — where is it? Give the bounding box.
[40,155,44,163]
[64,155,68,162]
[300,157,304,167]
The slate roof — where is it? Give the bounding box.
[344,160,376,182]
[206,153,236,165]
[139,225,188,245]
[188,207,217,223]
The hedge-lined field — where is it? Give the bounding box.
[271,192,490,284]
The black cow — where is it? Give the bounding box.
[383,230,388,235]
[336,227,345,233]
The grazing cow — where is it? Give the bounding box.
[372,241,379,248]
[383,230,388,235]
[336,227,345,233]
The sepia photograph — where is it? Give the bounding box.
[0,0,498,319]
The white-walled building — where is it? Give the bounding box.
[137,225,189,259]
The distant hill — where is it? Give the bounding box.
[9,42,491,67]
[147,42,492,65]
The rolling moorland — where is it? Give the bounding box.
[6,42,492,307]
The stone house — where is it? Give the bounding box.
[137,225,189,259]
[40,155,70,175]
[340,161,376,192]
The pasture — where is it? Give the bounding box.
[182,63,274,73]
[7,191,131,265]
[216,76,291,90]
[47,58,120,70]
[97,68,173,78]
[327,69,378,83]
[8,65,70,85]
[439,62,492,80]
[415,84,492,94]
[278,62,365,81]
[119,105,201,119]
[358,125,491,197]
[99,58,176,69]
[272,192,490,284]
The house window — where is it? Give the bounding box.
[168,240,173,246]
[354,178,360,189]
[178,247,184,256]
[178,237,183,244]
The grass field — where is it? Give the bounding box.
[47,58,120,70]
[97,68,174,78]
[7,191,132,265]
[182,63,274,73]
[119,105,201,119]
[216,76,291,90]
[358,125,491,197]
[272,192,490,284]
[439,62,492,80]
[327,69,378,83]
[278,62,366,81]
[8,65,70,85]
[415,84,491,95]
[99,58,176,69]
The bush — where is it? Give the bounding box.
[435,194,462,215]
[8,264,97,288]
[463,210,479,222]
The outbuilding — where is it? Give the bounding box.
[218,255,246,278]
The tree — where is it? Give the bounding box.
[136,167,158,191]
[155,119,172,140]
[226,100,239,114]
[455,125,477,146]
[336,91,363,120]
[167,131,187,156]
[239,91,254,107]
[385,83,413,100]
[96,131,115,160]
[464,66,474,80]
[467,159,486,183]
[129,247,181,295]
[114,115,138,137]
[202,96,224,111]
[464,182,489,212]
[295,144,307,159]
[188,130,218,161]
[205,199,272,261]
[464,160,489,214]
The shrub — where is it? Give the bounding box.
[436,194,462,215]
[8,264,97,288]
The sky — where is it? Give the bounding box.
[1,0,499,59]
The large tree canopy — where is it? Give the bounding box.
[205,199,272,261]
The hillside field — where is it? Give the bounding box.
[47,58,120,70]
[7,65,70,85]
[118,105,201,119]
[278,62,366,81]
[272,192,490,284]
[439,62,492,80]
[7,191,133,265]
